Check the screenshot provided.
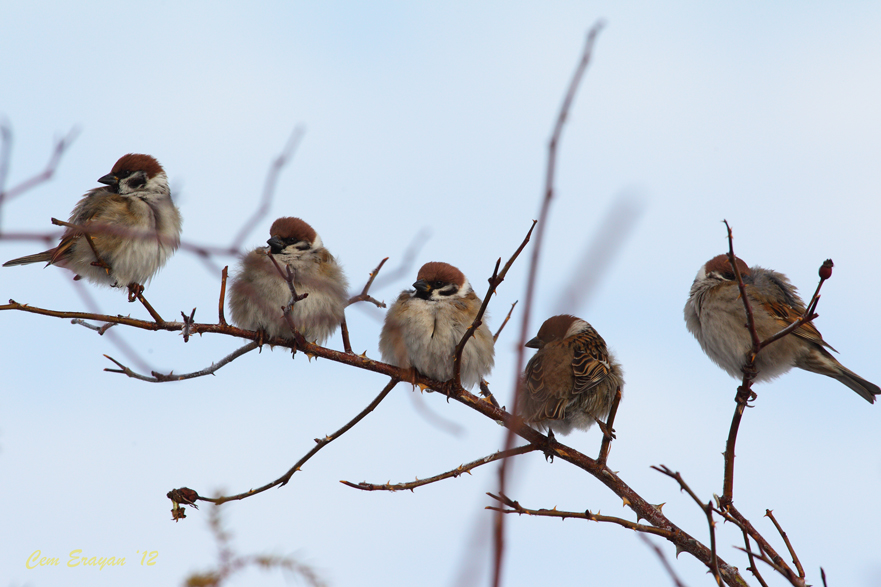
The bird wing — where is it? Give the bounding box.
[762,297,833,351]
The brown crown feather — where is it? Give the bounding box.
[534,314,580,344]
[416,262,465,286]
[705,254,750,279]
[269,217,318,244]
[110,154,164,178]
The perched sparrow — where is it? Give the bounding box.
[3,154,182,293]
[684,254,879,403]
[518,315,624,435]
[379,262,494,389]
[228,217,349,345]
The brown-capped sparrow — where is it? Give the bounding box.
[684,254,879,403]
[379,262,495,389]
[518,314,624,435]
[3,154,182,293]
[228,217,349,345]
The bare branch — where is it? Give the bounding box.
[218,266,229,325]
[347,257,388,308]
[741,528,770,587]
[596,386,622,466]
[104,341,259,382]
[765,509,805,579]
[453,220,536,386]
[341,445,538,492]
[492,301,517,343]
[651,465,723,586]
[188,378,399,505]
[638,535,690,587]
[485,492,675,540]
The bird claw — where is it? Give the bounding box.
[543,428,557,463]
[596,418,616,441]
[127,283,144,303]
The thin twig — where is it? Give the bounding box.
[651,465,722,586]
[765,510,805,579]
[494,22,605,587]
[341,445,538,492]
[453,220,536,386]
[104,341,259,382]
[347,257,388,308]
[218,266,229,325]
[192,378,399,505]
[340,315,353,354]
[485,492,674,540]
[638,535,689,587]
[719,503,801,585]
[733,547,795,582]
[71,318,117,335]
[596,386,622,466]
[741,528,770,587]
[492,301,518,343]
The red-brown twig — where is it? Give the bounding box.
[596,386,622,467]
[765,510,805,579]
[218,266,229,325]
[651,465,723,587]
[486,492,676,541]
[494,22,605,587]
[190,378,399,505]
[638,535,690,587]
[740,528,770,587]
[453,219,536,387]
[717,503,801,585]
[492,301,517,343]
[104,341,259,382]
[347,257,388,308]
[341,445,538,492]
[720,222,832,508]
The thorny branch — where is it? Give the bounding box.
[720,221,832,508]
[485,492,676,541]
[190,378,399,505]
[104,342,259,383]
[765,509,805,579]
[651,465,723,587]
[341,445,539,492]
[342,257,389,353]
[452,220,536,387]
[495,21,605,587]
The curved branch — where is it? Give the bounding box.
[341,445,538,492]
[104,341,259,382]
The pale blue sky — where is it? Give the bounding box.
[2,2,880,586]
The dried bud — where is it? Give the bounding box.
[819,259,834,280]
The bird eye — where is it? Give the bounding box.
[433,281,444,288]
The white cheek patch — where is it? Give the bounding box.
[312,234,324,249]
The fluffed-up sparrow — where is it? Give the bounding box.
[4,153,182,293]
[379,261,494,389]
[228,216,349,345]
[684,254,879,403]
[518,314,624,435]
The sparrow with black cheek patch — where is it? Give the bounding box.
[228,217,349,345]
[4,154,182,293]
[518,314,624,436]
[684,254,879,403]
[379,262,495,389]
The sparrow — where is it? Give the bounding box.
[518,314,624,435]
[684,254,879,403]
[228,217,349,345]
[3,154,182,293]
[379,261,495,389]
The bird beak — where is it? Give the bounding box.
[413,279,431,293]
[266,236,285,254]
[97,173,118,186]
[525,337,541,349]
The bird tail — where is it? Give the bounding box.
[3,251,53,267]
[798,348,879,404]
